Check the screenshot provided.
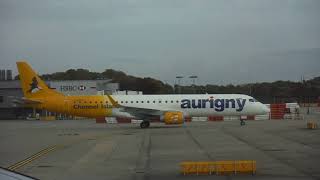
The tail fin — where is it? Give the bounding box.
[16,61,63,98]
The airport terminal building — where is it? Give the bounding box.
[0,79,119,119]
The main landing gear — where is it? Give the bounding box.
[140,121,150,128]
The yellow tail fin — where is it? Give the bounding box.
[16,61,63,98]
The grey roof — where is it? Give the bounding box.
[0,80,21,89]
[0,80,113,89]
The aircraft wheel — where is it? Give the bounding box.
[140,121,150,128]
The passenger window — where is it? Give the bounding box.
[165,101,168,103]
[159,101,161,103]
[171,100,173,103]
[147,101,150,103]
[125,101,128,103]
[136,101,139,103]
[131,101,133,103]
[153,101,155,103]
[141,101,144,103]
[121,101,123,103]
[176,100,179,103]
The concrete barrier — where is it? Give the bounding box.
[40,116,56,121]
[307,122,318,129]
[180,160,256,175]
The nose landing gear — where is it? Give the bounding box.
[240,119,246,126]
[140,121,150,128]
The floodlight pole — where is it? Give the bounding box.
[175,76,184,94]
[189,75,198,94]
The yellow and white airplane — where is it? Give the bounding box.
[17,61,270,128]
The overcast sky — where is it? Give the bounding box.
[1,0,319,85]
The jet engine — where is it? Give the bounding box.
[163,112,184,124]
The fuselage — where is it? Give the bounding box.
[33,94,270,118]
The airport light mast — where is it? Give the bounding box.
[189,75,198,94]
[175,76,184,94]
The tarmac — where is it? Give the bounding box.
[0,109,319,180]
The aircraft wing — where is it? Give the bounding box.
[120,106,163,119]
[21,97,43,104]
[106,95,175,120]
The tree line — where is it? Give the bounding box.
[35,68,319,104]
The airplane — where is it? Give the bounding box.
[17,61,270,128]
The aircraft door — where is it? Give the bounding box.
[63,99,70,114]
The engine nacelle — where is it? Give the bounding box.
[163,112,184,125]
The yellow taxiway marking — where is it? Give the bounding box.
[7,145,61,171]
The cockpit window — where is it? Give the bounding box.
[249,99,254,102]
[249,98,258,102]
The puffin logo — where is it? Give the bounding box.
[28,77,42,93]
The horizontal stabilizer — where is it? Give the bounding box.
[8,96,42,105]
[12,97,42,104]
[21,97,43,104]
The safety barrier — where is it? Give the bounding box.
[95,117,106,123]
[40,116,56,121]
[180,160,256,175]
[270,104,286,119]
[208,116,224,121]
[246,116,255,120]
[307,122,318,129]
[116,117,132,123]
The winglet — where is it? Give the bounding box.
[106,95,120,108]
